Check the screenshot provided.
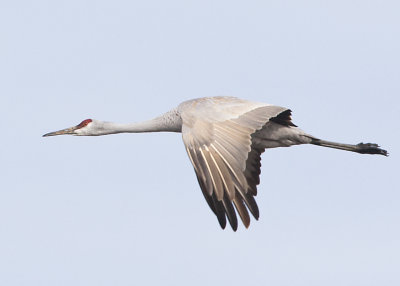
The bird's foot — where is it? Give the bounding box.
[356,143,388,156]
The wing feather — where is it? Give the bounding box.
[222,193,238,231]
[200,147,224,200]
[207,146,236,200]
[211,193,227,229]
[233,192,250,228]
[211,141,248,188]
[180,97,289,230]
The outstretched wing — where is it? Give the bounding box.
[180,97,288,230]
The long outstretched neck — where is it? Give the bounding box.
[96,110,182,135]
[309,137,388,156]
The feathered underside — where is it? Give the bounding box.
[180,97,297,230]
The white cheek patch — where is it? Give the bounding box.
[74,128,84,136]
[74,122,91,136]
[75,121,105,136]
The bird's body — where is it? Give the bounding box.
[43,96,387,230]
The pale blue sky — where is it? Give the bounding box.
[1,1,399,285]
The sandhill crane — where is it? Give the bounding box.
[43,96,387,230]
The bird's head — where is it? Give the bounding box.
[43,119,96,137]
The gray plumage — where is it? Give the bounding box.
[43,96,388,231]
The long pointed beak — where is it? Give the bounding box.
[43,126,78,137]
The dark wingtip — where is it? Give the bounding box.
[270,109,297,127]
[219,220,227,230]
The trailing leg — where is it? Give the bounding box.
[309,138,388,156]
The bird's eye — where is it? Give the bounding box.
[77,119,93,128]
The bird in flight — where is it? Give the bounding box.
[43,96,387,230]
